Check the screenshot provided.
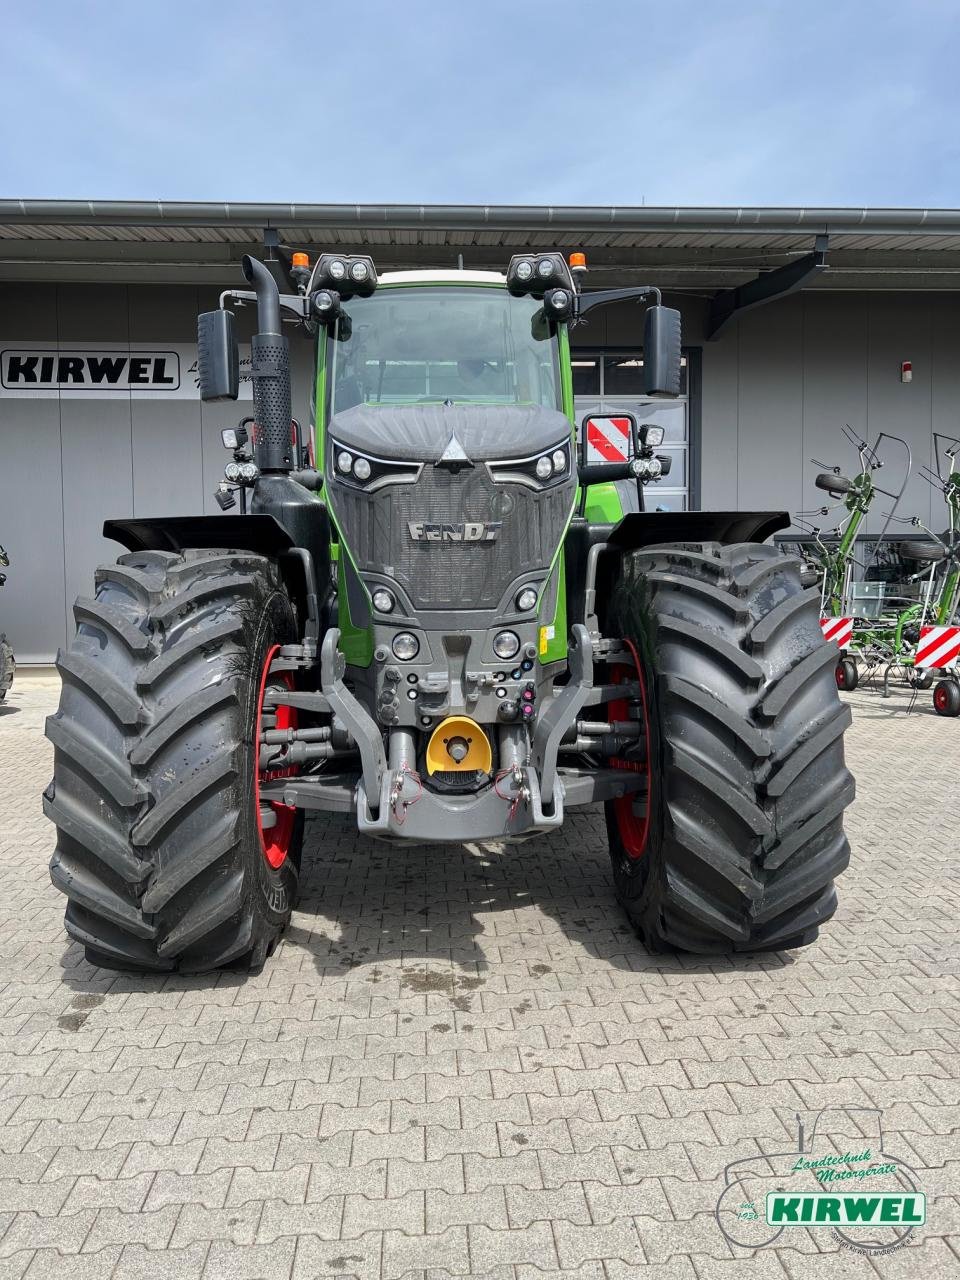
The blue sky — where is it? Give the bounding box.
[3,0,957,207]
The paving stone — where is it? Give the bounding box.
[171,1200,265,1248]
[257,1196,344,1243]
[144,1167,234,1211]
[426,1186,508,1231]
[0,1208,96,1258]
[63,1169,153,1212]
[227,1163,310,1208]
[382,1225,469,1277]
[82,1202,179,1251]
[22,1249,124,1280]
[202,1236,297,1279]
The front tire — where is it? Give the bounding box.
[604,541,854,953]
[45,549,303,972]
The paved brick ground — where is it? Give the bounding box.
[0,673,957,1279]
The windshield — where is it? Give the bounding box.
[327,285,562,414]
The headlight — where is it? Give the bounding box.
[372,589,395,614]
[328,259,347,281]
[547,288,569,310]
[488,439,570,489]
[312,289,339,319]
[224,462,242,482]
[515,260,533,281]
[238,462,259,482]
[537,259,554,279]
[330,438,421,490]
[493,630,521,660]
[350,261,369,282]
[392,632,419,661]
[516,588,538,612]
[642,425,665,447]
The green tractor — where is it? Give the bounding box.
[43,248,854,972]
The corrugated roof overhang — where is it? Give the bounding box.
[2,201,960,289]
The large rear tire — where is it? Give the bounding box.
[604,541,854,953]
[44,549,303,972]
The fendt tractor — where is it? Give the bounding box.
[43,246,854,972]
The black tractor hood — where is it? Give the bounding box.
[328,402,572,463]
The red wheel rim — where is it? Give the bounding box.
[835,661,845,689]
[935,683,950,712]
[255,645,298,869]
[609,637,652,859]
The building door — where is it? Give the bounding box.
[572,351,692,512]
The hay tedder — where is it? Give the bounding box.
[43,247,854,972]
[799,429,960,709]
[0,545,13,703]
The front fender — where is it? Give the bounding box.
[609,510,791,550]
[103,515,294,557]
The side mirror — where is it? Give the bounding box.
[643,305,682,396]
[197,310,239,402]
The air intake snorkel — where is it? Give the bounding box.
[242,254,293,473]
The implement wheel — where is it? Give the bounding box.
[835,657,859,692]
[933,679,960,717]
[44,550,303,972]
[605,541,854,954]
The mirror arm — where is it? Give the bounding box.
[218,288,310,321]
[580,286,662,310]
[575,286,661,320]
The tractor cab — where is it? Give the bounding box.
[322,270,564,416]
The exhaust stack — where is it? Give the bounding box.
[242,254,292,472]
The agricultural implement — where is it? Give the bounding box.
[799,429,912,691]
[0,545,13,703]
[900,434,960,714]
[43,247,854,971]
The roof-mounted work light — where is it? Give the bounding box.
[310,288,343,326]
[506,252,574,298]
[543,287,574,321]
[312,254,378,299]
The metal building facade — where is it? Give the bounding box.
[2,202,959,661]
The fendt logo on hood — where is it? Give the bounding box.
[408,521,501,543]
[1,349,180,391]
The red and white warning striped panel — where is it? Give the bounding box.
[915,625,960,670]
[820,616,853,649]
[585,415,632,463]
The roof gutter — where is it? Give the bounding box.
[4,200,960,238]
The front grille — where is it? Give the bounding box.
[333,465,572,610]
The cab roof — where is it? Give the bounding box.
[377,268,506,286]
